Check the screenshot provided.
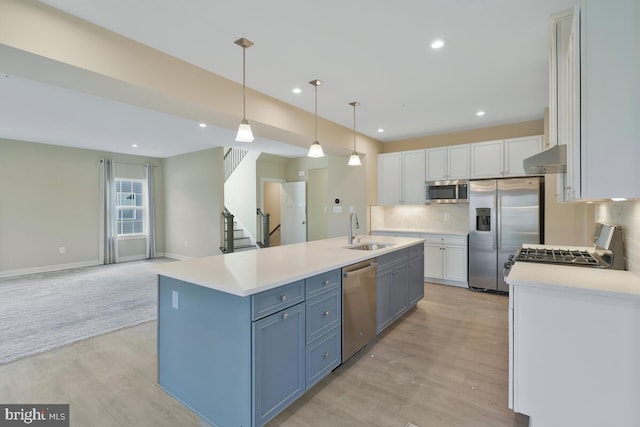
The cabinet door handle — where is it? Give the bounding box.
[322,279,330,286]
[280,295,288,302]
[323,352,329,359]
[282,313,289,320]
[323,311,330,317]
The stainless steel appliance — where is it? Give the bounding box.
[342,259,377,361]
[468,177,544,292]
[425,179,469,204]
[505,222,625,272]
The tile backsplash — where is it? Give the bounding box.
[595,200,640,276]
[370,204,469,233]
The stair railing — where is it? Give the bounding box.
[221,208,235,253]
[256,209,271,248]
[224,147,249,182]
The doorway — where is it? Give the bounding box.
[263,180,283,246]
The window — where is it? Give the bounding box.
[115,179,145,235]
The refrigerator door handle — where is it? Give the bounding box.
[496,196,500,250]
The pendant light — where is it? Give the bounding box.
[235,37,254,142]
[347,101,362,166]
[307,79,325,158]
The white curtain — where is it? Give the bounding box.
[145,163,156,259]
[100,159,117,264]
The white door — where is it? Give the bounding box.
[447,144,470,179]
[504,136,542,176]
[471,140,504,178]
[402,149,426,204]
[378,153,402,205]
[281,182,307,245]
[426,147,447,181]
[443,245,467,282]
[424,244,443,279]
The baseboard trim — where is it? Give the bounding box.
[117,255,147,263]
[426,277,469,288]
[0,259,102,279]
[163,252,195,261]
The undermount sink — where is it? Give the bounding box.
[346,242,394,251]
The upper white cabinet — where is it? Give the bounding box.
[470,140,504,178]
[470,136,542,179]
[504,136,544,177]
[552,0,640,201]
[426,144,470,181]
[378,150,425,205]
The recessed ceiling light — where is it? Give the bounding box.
[476,111,486,116]
[377,128,385,133]
[292,87,302,94]
[431,39,445,49]
[611,198,627,201]
[199,123,207,128]
[131,144,138,148]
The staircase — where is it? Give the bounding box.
[221,208,257,253]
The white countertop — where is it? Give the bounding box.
[150,235,424,297]
[506,262,640,299]
[371,228,468,236]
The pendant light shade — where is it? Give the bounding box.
[307,79,325,158]
[347,101,362,166]
[235,37,254,142]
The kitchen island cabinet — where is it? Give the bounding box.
[506,262,640,427]
[152,235,424,427]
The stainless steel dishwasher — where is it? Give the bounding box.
[342,259,377,362]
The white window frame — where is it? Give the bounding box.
[115,178,146,238]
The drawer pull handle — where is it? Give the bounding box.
[323,279,330,286]
[282,313,289,320]
[280,295,287,302]
[323,352,329,359]
[323,311,330,317]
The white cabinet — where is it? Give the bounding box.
[509,282,640,426]
[377,150,425,205]
[423,234,468,287]
[470,140,504,178]
[552,0,640,201]
[504,136,544,177]
[426,144,469,181]
[470,137,542,179]
[377,152,402,205]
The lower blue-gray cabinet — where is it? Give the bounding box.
[157,269,342,427]
[253,302,305,427]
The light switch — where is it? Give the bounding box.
[332,206,343,213]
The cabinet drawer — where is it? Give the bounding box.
[377,249,408,271]
[251,280,305,321]
[407,243,424,259]
[422,234,467,246]
[305,326,341,389]
[306,288,341,344]
[306,269,340,299]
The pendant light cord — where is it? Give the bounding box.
[314,84,318,141]
[242,47,247,120]
[353,104,357,151]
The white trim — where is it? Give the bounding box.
[426,278,469,288]
[116,254,147,263]
[0,259,101,279]
[118,234,147,241]
[163,252,196,261]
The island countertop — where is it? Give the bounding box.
[150,235,424,297]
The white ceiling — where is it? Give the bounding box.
[2,0,575,158]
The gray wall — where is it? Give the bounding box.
[163,148,224,259]
[0,138,165,276]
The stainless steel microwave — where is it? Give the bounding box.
[425,179,469,204]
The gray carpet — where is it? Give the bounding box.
[0,258,173,365]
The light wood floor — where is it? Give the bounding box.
[0,283,528,427]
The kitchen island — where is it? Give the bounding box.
[506,262,640,427]
[151,235,425,427]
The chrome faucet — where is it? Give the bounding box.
[348,212,360,245]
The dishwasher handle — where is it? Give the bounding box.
[343,262,378,278]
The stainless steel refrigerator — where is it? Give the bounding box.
[468,177,544,292]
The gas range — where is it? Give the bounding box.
[504,223,625,275]
[514,247,601,267]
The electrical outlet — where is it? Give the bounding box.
[59,246,66,254]
[349,206,354,213]
[444,213,451,221]
[172,291,179,309]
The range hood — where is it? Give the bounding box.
[523,144,567,174]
